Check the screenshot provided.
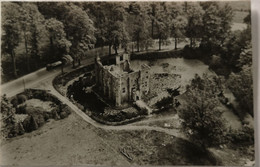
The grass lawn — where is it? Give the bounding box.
[233,11,249,23]
[0,112,222,166]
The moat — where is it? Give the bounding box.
[67,57,242,128]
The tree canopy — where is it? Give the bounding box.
[179,74,227,147]
[1,1,252,86]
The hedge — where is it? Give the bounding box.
[7,89,72,138]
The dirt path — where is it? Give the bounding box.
[47,86,186,139]
[27,72,185,141]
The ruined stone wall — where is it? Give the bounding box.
[95,58,103,91]
[95,54,150,107]
[140,64,150,96]
[95,57,122,106]
[120,74,129,104]
[128,71,141,101]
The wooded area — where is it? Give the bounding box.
[1,2,250,82]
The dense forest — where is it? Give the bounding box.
[1,1,251,83]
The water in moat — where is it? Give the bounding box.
[67,81,108,114]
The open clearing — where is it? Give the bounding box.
[1,112,223,166]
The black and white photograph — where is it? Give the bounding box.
[0,0,257,166]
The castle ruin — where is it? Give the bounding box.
[95,53,150,107]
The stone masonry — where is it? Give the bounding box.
[95,53,150,107]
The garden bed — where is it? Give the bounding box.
[1,89,72,138]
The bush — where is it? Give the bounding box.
[43,112,51,121]
[140,108,148,115]
[25,106,43,115]
[4,89,73,138]
[209,55,222,70]
[60,111,68,119]
[228,126,254,145]
[24,89,34,99]
[22,115,39,132]
[17,94,27,104]
[10,98,18,108]
[155,96,173,110]
[16,104,27,114]
[17,123,25,135]
[51,108,60,120]
[62,106,72,115]
[8,123,25,137]
[209,56,231,77]
[33,90,47,100]
[33,114,45,127]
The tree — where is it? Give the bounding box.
[199,2,233,55]
[227,66,253,117]
[147,2,157,38]
[221,25,251,72]
[179,74,227,147]
[38,2,95,65]
[18,3,46,71]
[153,2,171,50]
[243,12,251,26]
[18,4,31,72]
[82,2,129,55]
[167,2,187,50]
[171,16,188,50]
[103,2,129,55]
[45,18,71,63]
[81,2,108,47]
[1,95,16,130]
[185,2,204,48]
[126,2,151,52]
[63,4,96,66]
[1,2,21,78]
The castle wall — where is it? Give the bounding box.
[95,54,150,107]
[120,74,129,104]
[140,64,150,96]
[128,71,141,101]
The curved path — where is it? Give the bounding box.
[1,46,186,140]
[48,86,186,140]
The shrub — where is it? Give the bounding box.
[32,90,49,101]
[8,123,26,137]
[60,111,68,119]
[62,106,72,115]
[33,90,45,100]
[155,96,173,110]
[22,115,38,132]
[10,98,18,108]
[17,123,25,135]
[33,114,45,127]
[17,94,27,104]
[43,112,51,121]
[25,106,43,115]
[209,55,222,70]
[51,108,60,120]
[16,104,27,114]
[227,66,253,117]
[24,89,34,99]
[140,108,148,115]
[228,126,254,145]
